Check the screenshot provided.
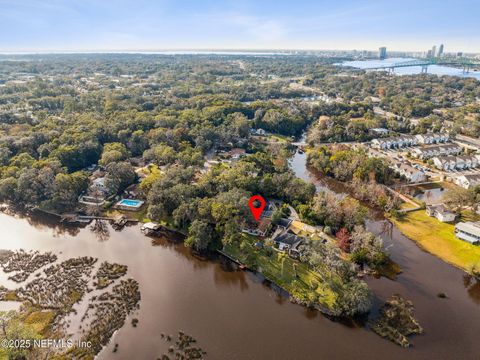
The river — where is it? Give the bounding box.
[341,57,480,80]
[0,150,479,359]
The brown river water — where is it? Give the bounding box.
[0,150,478,359]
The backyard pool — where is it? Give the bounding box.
[115,198,145,210]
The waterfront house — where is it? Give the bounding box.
[276,218,293,231]
[455,221,480,245]
[452,174,480,189]
[272,232,304,254]
[426,204,456,223]
[242,218,272,237]
[91,177,109,194]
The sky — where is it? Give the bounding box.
[1,0,479,53]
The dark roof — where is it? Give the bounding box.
[274,232,303,247]
[277,218,292,228]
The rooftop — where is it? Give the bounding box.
[455,221,480,235]
[274,232,303,247]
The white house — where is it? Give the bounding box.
[250,128,266,136]
[415,133,449,144]
[371,135,418,150]
[370,128,389,135]
[411,144,462,159]
[391,162,426,183]
[433,155,479,171]
[455,221,480,245]
[453,174,480,189]
[91,177,109,194]
[433,156,457,171]
[426,204,456,223]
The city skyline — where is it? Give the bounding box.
[1,0,479,53]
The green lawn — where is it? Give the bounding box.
[399,201,419,210]
[223,234,337,310]
[392,210,480,273]
[268,134,291,143]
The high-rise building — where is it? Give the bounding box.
[431,45,437,58]
[438,44,444,57]
[426,50,432,58]
[379,47,387,60]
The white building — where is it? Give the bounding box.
[371,135,418,150]
[370,128,389,135]
[455,221,480,245]
[433,155,480,171]
[426,204,456,223]
[452,174,480,189]
[415,133,449,144]
[91,177,109,194]
[250,128,266,136]
[411,144,462,159]
[391,162,426,183]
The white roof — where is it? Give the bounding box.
[455,221,480,236]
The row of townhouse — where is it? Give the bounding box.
[390,162,427,183]
[415,133,450,144]
[371,133,449,150]
[411,144,462,159]
[371,135,418,149]
[433,155,480,171]
[452,174,480,189]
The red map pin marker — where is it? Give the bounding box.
[248,195,266,222]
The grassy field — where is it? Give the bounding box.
[392,210,480,273]
[223,234,337,310]
[399,201,420,210]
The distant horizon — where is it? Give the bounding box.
[0,47,478,56]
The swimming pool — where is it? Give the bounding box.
[115,198,145,210]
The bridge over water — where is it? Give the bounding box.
[360,58,478,74]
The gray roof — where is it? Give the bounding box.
[455,221,480,236]
[277,218,292,228]
[274,232,303,247]
[427,204,454,216]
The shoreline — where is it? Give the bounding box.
[390,211,480,275]
[0,205,351,320]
